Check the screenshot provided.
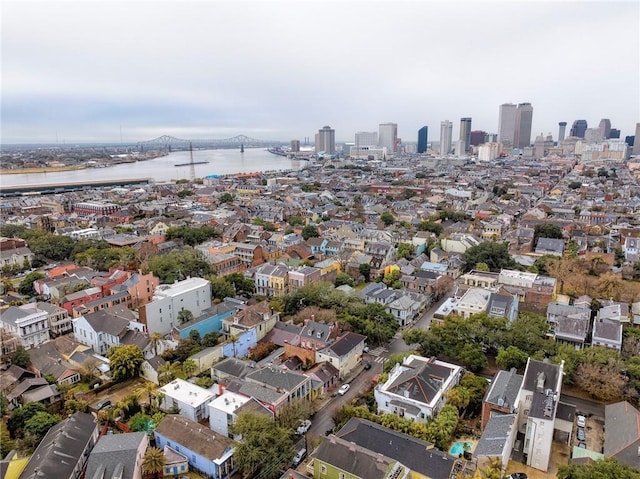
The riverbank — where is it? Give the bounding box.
[0,165,87,175]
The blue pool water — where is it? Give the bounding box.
[449,441,473,456]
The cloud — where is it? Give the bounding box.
[2,0,638,143]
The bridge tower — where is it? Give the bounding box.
[189,142,195,182]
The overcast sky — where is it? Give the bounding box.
[2,0,639,144]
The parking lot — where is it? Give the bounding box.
[573,414,604,454]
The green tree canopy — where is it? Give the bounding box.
[358,263,371,282]
[24,411,61,441]
[396,243,415,260]
[496,346,529,371]
[230,412,295,479]
[225,272,255,297]
[557,457,640,479]
[380,211,395,226]
[11,345,31,368]
[533,223,564,246]
[147,248,212,283]
[107,345,144,382]
[461,241,520,272]
[18,271,45,296]
[334,272,354,287]
[301,225,320,240]
[165,225,220,246]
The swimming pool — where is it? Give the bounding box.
[449,441,473,456]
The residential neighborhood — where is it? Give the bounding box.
[2,136,640,479]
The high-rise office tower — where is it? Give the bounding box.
[498,103,517,147]
[417,126,428,153]
[470,130,487,146]
[291,140,300,152]
[558,122,567,143]
[440,121,453,156]
[633,123,640,156]
[570,120,588,138]
[599,119,612,139]
[514,103,533,148]
[316,125,335,154]
[456,118,472,155]
[378,123,398,154]
[355,131,378,147]
[609,128,620,139]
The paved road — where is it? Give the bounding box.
[306,358,382,439]
[387,288,457,355]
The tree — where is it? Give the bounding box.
[396,243,414,260]
[107,345,144,382]
[358,263,371,282]
[380,212,395,226]
[182,359,197,378]
[177,309,194,324]
[230,412,294,479]
[24,411,61,441]
[276,398,315,430]
[533,223,564,246]
[11,345,31,368]
[129,412,153,433]
[225,273,255,297]
[148,248,212,284]
[461,241,519,272]
[557,457,640,479]
[210,276,235,300]
[301,225,319,240]
[574,360,627,402]
[7,402,46,438]
[0,422,13,458]
[456,343,488,372]
[149,332,163,357]
[219,192,234,204]
[142,447,166,479]
[18,271,45,296]
[496,346,529,371]
[334,272,354,287]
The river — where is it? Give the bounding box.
[0,148,303,187]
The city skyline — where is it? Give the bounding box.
[2,1,638,144]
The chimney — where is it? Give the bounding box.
[349,441,357,452]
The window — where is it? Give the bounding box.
[320,465,327,474]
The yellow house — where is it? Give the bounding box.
[1,452,29,479]
[149,221,170,236]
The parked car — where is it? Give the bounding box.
[296,419,312,435]
[507,474,527,479]
[576,427,586,442]
[578,442,587,449]
[363,346,370,353]
[95,399,111,411]
[577,414,586,428]
[338,384,350,396]
[292,448,307,467]
[363,361,371,370]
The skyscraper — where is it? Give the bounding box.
[378,123,398,154]
[456,118,472,156]
[633,123,640,156]
[316,125,335,154]
[498,103,517,147]
[609,128,620,139]
[514,103,533,148]
[417,126,428,153]
[440,121,453,156]
[470,130,487,146]
[570,120,588,138]
[291,140,300,152]
[599,119,612,139]
[355,131,377,147]
[558,122,567,143]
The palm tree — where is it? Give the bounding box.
[182,359,197,378]
[149,333,163,356]
[157,361,173,386]
[142,447,165,479]
[228,334,238,358]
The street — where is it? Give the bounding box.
[306,357,382,440]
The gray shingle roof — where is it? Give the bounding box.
[485,369,523,410]
[19,412,97,479]
[85,432,147,479]
[475,414,517,457]
[604,401,640,469]
[325,332,366,357]
[335,417,454,479]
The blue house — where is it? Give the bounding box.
[221,328,257,358]
[154,415,235,479]
[175,301,237,340]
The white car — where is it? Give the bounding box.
[338,384,350,396]
[577,415,586,428]
[296,419,312,435]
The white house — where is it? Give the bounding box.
[316,332,366,379]
[374,355,462,422]
[158,378,215,423]
[0,304,50,349]
[139,278,212,335]
[73,308,147,356]
[516,358,565,472]
[208,391,252,437]
[456,287,492,319]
